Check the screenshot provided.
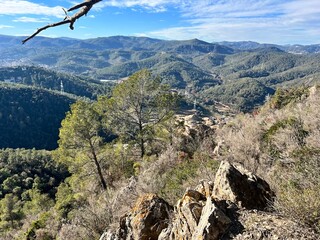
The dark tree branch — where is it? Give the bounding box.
[22,0,102,44]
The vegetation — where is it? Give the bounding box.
[1,56,320,239]
[2,35,320,112]
[200,78,275,112]
[0,84,75,150]
[99,69,179,157]
[216,85,320,231]
[56,101,109,190]
[0,148,69,237]
[0,69,219,239]
[0,66,112,99]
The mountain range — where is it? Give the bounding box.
[1,34,320,112]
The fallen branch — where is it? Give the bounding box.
[22,0,102,44]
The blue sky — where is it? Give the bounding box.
[1,0,320,44]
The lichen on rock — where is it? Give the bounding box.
[101,161,317,240]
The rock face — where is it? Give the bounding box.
[158,190,231,240]
[100,194,172,240]
[158,189,231,240]
[213,161,274,210]
[102,161,318,240]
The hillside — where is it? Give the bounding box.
[0,66,114,151]
[95,53,221,89]
[1,35,320,111]
[0,66,111,99]
[0,84,76,150]
[1,82,319,239]
[217,40,320,54]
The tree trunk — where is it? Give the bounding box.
[90,142,107,190]
[140,138,145,158]
[139,121,145,158]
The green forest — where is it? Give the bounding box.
[0,68,319,239]
[0,84,76,149]
[0,70,181,239]
[1,35,320,239]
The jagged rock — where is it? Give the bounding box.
[101,194,172,240]
[195,180,214,197]
[192,197,232,240]
[159,189,231,240]
[101,161,281,240]
[213,161,274,210]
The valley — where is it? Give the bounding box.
[2,35,320,113]
[0,35,320,239]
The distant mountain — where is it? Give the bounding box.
[0,35,233,91]
[84,36,163,50]
[1,34,320,112]
[0,65,110,99]
[283,44,320,54]
[197,47,320,110]
[95,53,221,88]
[216,41,278,51]
[217,40,320,54]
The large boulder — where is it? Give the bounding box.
[192,197,232,240]
[213,161,274,210]
[101,194,172,240]
[159,189,231,240]
[101,161,277,240]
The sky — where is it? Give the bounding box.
[0,0,320,45]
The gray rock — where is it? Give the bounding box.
[102,194,172,240]
[160,189,231,240]
[101,161,278,240]
[213,161,274,210]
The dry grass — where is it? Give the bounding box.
[215,86,320,232]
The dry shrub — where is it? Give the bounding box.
[56,146,180,239]
[57,223,85,240]
[126,139,219,205]
[57,193,113,240]
[275,183,320,232]
[191,135,220,182]
[273,145,320,232]
[216,113,264,172]
[215,86,320,232]
[138,145,178,192]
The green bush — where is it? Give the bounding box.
[160,159,199,202]
[269,87,309,109]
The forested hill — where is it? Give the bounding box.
[1,35,320,112]
[0,84,76,150]
[217,40,320,53]
[0,66,110,99]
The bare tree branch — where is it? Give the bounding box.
[22,0,102,44]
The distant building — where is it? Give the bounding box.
[60,80,64,93]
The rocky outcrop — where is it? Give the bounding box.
[100,194,172,240]
[213,161,274,210]
[158,189,231,240]
[101,161,317,240]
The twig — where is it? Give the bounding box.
[22,0,102,44]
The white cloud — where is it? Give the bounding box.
[99,0,177,8]
[96,0,180,12]
[0,0,64,17]
[13,17,50,23]
[3,0,320,44]
[0,24,14,29]
[131,0,320,44]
